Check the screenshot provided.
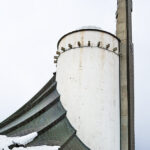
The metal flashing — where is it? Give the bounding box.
[57,28,120,49]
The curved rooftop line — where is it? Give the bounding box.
[57,27,120,49]
[0,73,90,150]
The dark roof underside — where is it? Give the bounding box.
[0,73,90,150]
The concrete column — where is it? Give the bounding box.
[116,0,134,150]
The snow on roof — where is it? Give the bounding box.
[13,146,60,150]
[77,26,102,30]
[0,132,60,150]
[0,135,12,150]
[12,132,38,146]
[0,132,37,149]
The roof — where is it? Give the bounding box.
[0,73,90,150]
[57,28,120,49]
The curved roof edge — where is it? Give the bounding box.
[0,72,56,128]
[57,28,120,49]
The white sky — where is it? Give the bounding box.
[0,0,149,149]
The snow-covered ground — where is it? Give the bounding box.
[0,132,60,150]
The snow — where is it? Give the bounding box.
[11,132,38,145]
[0,132,60,150]
[0,135,13,150]
[13,146,60,150]
[77,26,102,30]
[0,132,38,149]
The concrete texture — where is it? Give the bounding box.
[56,30,120,150]
[116,0,134,150]
[0,74,90,150]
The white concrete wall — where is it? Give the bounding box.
[56,30,120,150]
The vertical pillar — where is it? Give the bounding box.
[116,0,134,150]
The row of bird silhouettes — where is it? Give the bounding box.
[54,41,118,64]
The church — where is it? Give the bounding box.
[0,0,134,150]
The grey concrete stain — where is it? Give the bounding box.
[116,0,135,150]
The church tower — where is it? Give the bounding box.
[0,1,134,150]
[56,28,120,150]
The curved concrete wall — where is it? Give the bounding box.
[56,30,120,150]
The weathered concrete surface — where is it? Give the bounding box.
[116,0,134,150]
[56,30,120,150]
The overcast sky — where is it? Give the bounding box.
[0,0,149,149]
